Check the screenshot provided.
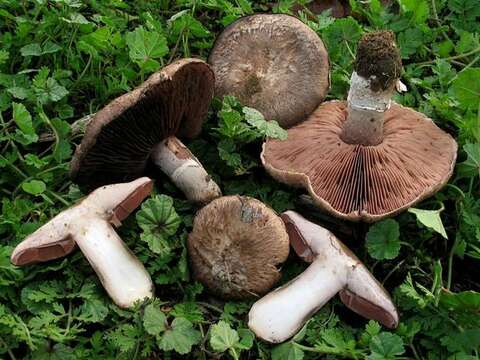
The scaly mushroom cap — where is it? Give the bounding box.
[262,101,457,222]
[208,14,329,128]
[70,59,214,191]
[187,196,290,299]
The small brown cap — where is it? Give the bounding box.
[208,14,329,128]
[70,59,214,191]
[262,101,457,222]
[187,196,290,299]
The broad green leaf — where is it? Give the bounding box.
[237,328,254,350]
[450,68,480,109]
[243,107,287,139]
[368,333,405,360]
[397,28,424,58]
[22,180,46,195]
[62,12,90,24]
[457,143,480,178]
[272,342,304,360]
[398,0,429,23]
[440,329,480,353]
[126,26,168,72]
[136,195,181,234]
[322,18,362,66]
[50,119,72,162]
[7,86,29,100]
[408,207,448,239]
[440,290,480,312]
[140,232,170,255]
[20,43,43,57]
[210,321,239,352]
[158,318,201,354]
[366,219,401,260]
[41,42,62,54]
[143,304,167,335]
[136,195,181,254]
[13,102,36,136]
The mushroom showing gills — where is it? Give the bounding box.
[187,196,290,299]
[262,31,457,221]
[11,177,154,308]
[70,58,221,203]
[208,14,329,128]
[248,211,398,343]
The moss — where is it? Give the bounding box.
[354,31,402,91]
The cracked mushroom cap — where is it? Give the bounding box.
[187,196,290,299]
[70,58,214,191]
[208,14,329,128]
[262,101,457,222]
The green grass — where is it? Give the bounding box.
[0,0,479,359]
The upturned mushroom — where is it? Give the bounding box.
[187,196,290,299]
[262,31,457,221]
[248,211,398,343]
[208,14,329,128]
[70,58,221,203]
[11,177,154,308]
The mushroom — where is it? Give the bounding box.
[208,14,329,128]
[11,177,154,308]
[248,211,398,343]
[262,31,457,222]
[187,196,290,299]
[70,58,221,203]
[292,0,349,18]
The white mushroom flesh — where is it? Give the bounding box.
[151,136,221,203]
[73,216,153,308]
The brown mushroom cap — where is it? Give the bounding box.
[187,196,290,299]
[208,14,329,128]
[70,58,214,191]
[292,0,349,18]
[262,101,457,222]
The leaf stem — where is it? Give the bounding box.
[0,337,16,360]
[447,235,460,290]
[417,47,480,66]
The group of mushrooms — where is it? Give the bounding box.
[11,14,457,344]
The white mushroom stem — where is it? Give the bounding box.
[341,72,399,146]
[11,177,155,308]
[72,216,153,308]
[248,211,398,343]
[151,136,221,203]
[249,257,347,343]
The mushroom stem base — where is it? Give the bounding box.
[151,137,221,203]
[73,216,153,308]
[248,258,345,343]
